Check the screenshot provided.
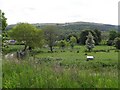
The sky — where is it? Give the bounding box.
[0,0,119,25]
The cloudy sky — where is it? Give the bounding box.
[0,0,119,25]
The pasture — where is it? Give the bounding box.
[2,45,118,88]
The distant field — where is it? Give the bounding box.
[2,45,118,88]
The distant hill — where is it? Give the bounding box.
[6,21,118,32]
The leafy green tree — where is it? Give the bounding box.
[109,30,117,40]
[86,32,95,52]
[117,32,120,37]
[58,33,66,40]
[80,30,97,45]
[0,10,2,48]
[57,40,67,50]
[1,12,7,32]
[9,23,44,51]
[94,29,101,45]
[79,30,88,45]
[70,36,77,49]
[107,30,117,46]
[114,37,120,49]
[0,11,8,50]
[43,25,58,52]
[67,33,78,43]
[100,31,109,45]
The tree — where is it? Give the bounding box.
[1,11,8,49]
[100,31,109,45]
[58,33,66,41]
[1,12,7,32]
[107,30,117,46]
[70,36,77,49]
[109,30,117,40]
[79,30,88,45]
[93,29,101,45]
[9,23,44,51]
[0,10,2,50]
[43,25,58,52]
[80,30,98,45]
[117,32,120,37]
[57,40,67,50]
[114,37,120,49]
[66,33,79,44]
[86,32,95,52]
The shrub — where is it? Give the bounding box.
[114,37,120,49]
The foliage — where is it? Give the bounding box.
[1,12,7,32]
[57,40,67,49]
[2,45,24,54]
[114,37,120,49]
[107,30,118,46]
[100,31,109,45]
[1,11,9,53]
[86,32,95,51]
[93,29,101,45]
[9,23,44,50]
[117,32,120,37]
[43,25,58,52]
[70,36,77,49]
[80,30,99,45]
[108,30,117,40]
[6,22,118,32]
[107,40,113,46]
[67,34,79,43]
[3,45,118,88]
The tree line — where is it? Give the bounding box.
[1,12,120,54]
[7,23,120,51]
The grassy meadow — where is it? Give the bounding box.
[2,45,118,88]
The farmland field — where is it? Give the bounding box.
[1,0,120,88]
[2,45,118,88]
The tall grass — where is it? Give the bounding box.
[2,45,118,88]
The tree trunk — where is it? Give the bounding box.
[50,46,53,52]
[88,48,91,52]
[23,45,27,51]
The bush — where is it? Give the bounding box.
[114,37,120,49]
[107,40,113,46]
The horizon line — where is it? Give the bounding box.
[8,21,118,26]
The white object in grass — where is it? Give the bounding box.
[87,56,94,60]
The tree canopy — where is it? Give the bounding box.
[114,37,120,49]
[1,12,7,32]
[80,29,99,45]
[9,23,44,51]
[86,32,95,51]
[57,40,67,49]
[108,30,117,40]
[43,25,58,52]
[1,11,8,50]
[70,36,77,49]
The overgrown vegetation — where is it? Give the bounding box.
[1,12,119,88]
[2,46,118,88]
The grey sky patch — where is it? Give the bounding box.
[27,7,36,11]
[118,1,120,26]
[0,0,119,25]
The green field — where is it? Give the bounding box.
[2,45,118,88]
